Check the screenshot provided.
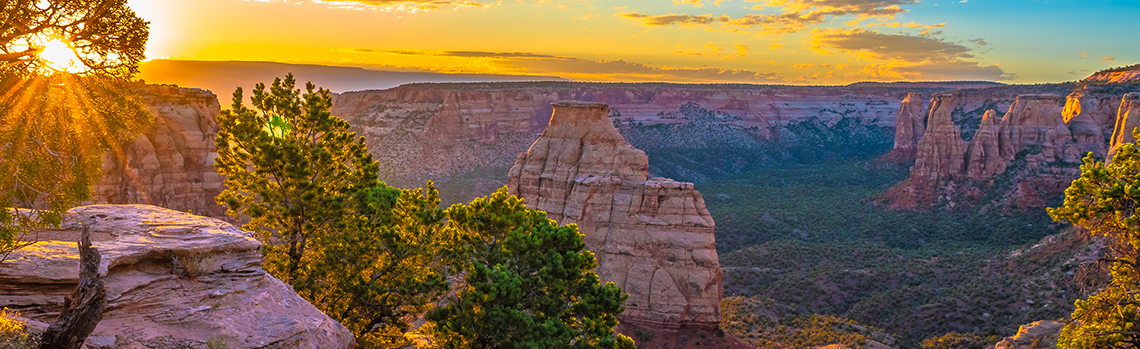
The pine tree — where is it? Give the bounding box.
[1049,141,1140,348]
[426,188,636,349]
[214,74,450,347]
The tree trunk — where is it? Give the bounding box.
[39,225,107,349]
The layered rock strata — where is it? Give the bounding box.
[0,205,355,349]
[507,101,722,330]
[911,93,967,181]
[89,86,226,217]
[965,110,1003,180]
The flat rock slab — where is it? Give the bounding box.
[0,204,355,349]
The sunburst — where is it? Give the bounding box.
[36,38,83,73]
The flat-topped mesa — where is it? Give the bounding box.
[889,93,927,161]
[507,101,721,331]
[1109,93,1140,160]
[997,94,1076,163]
[911,93,966,181]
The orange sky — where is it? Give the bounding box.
[126,0,1139,85]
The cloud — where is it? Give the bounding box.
[619,0,918,35]
[792,63,814,69]
[617,13,726,26]
[355,48,784,82]
[1103,56,1117,62]
[674,0,727,6]
[810,28,1010,81]
[313,0,485,12]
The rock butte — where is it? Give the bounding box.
[507,101,722,331]
[89,85,226,218]
[0,205,355,349]
[888,92,927,162]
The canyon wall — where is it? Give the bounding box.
[885,85,1140,210]
[507,101,722,331]
[88,85,226,217]
[1108,92,1140,159]
[331,82,983,189]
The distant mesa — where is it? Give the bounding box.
[137,59,566,96]
[1084,63,1140,84]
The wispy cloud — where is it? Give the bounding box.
[619,0,917,35]
[809,28,1011,81]
[311,0,486,12]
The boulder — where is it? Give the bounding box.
[507,101,722,330]
[0,205,355,349]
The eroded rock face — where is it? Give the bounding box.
[89,86,226,218]
[888,93,927,161]
[0,205,355,349]
[507,101,721,330]
[1109,92,1140,159]
[997,94,1073,163]
[911,93,966,181]
[966,110,1003,180]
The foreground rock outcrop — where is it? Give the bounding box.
[507,101,722,331]
[0,205,355,349]
[89,86,226,217]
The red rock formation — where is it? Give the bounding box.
[996,94,1074,163]
[886,93,927,161]
[911,93,966,181]
[0,205,356,348]
[966,110,1003,180]
[1109,93,1140,160]
[1083,64,1140,83]
[88,85,225,217]
[507,101,722,331]
[1063,91,1112,157]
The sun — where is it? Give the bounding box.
[37,38,83,73]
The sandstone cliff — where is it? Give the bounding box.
[1084,64,1140,83]
[1108,92,1140,159]
[332,82,982,193]
[507,101,722,331]
[966,110,1003,180]
[886,93,927,162]
[0,205,355,348]
[89,85,226,217]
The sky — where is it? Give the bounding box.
[126,0,1140,85]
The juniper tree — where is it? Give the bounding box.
[0,0,150,262]
[425,187,635,349]
[1049,141,1140,348]
[214,75,450,347]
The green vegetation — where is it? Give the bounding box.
[0,0,151,262]
[0,309,36,348]
[721,296,896,349]
[920,332,996,349]
[618,103,894,182]
[216,75,631,348]
[706,159,1079,346]
[1048,140,1140,348]
[424,188,635,349]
